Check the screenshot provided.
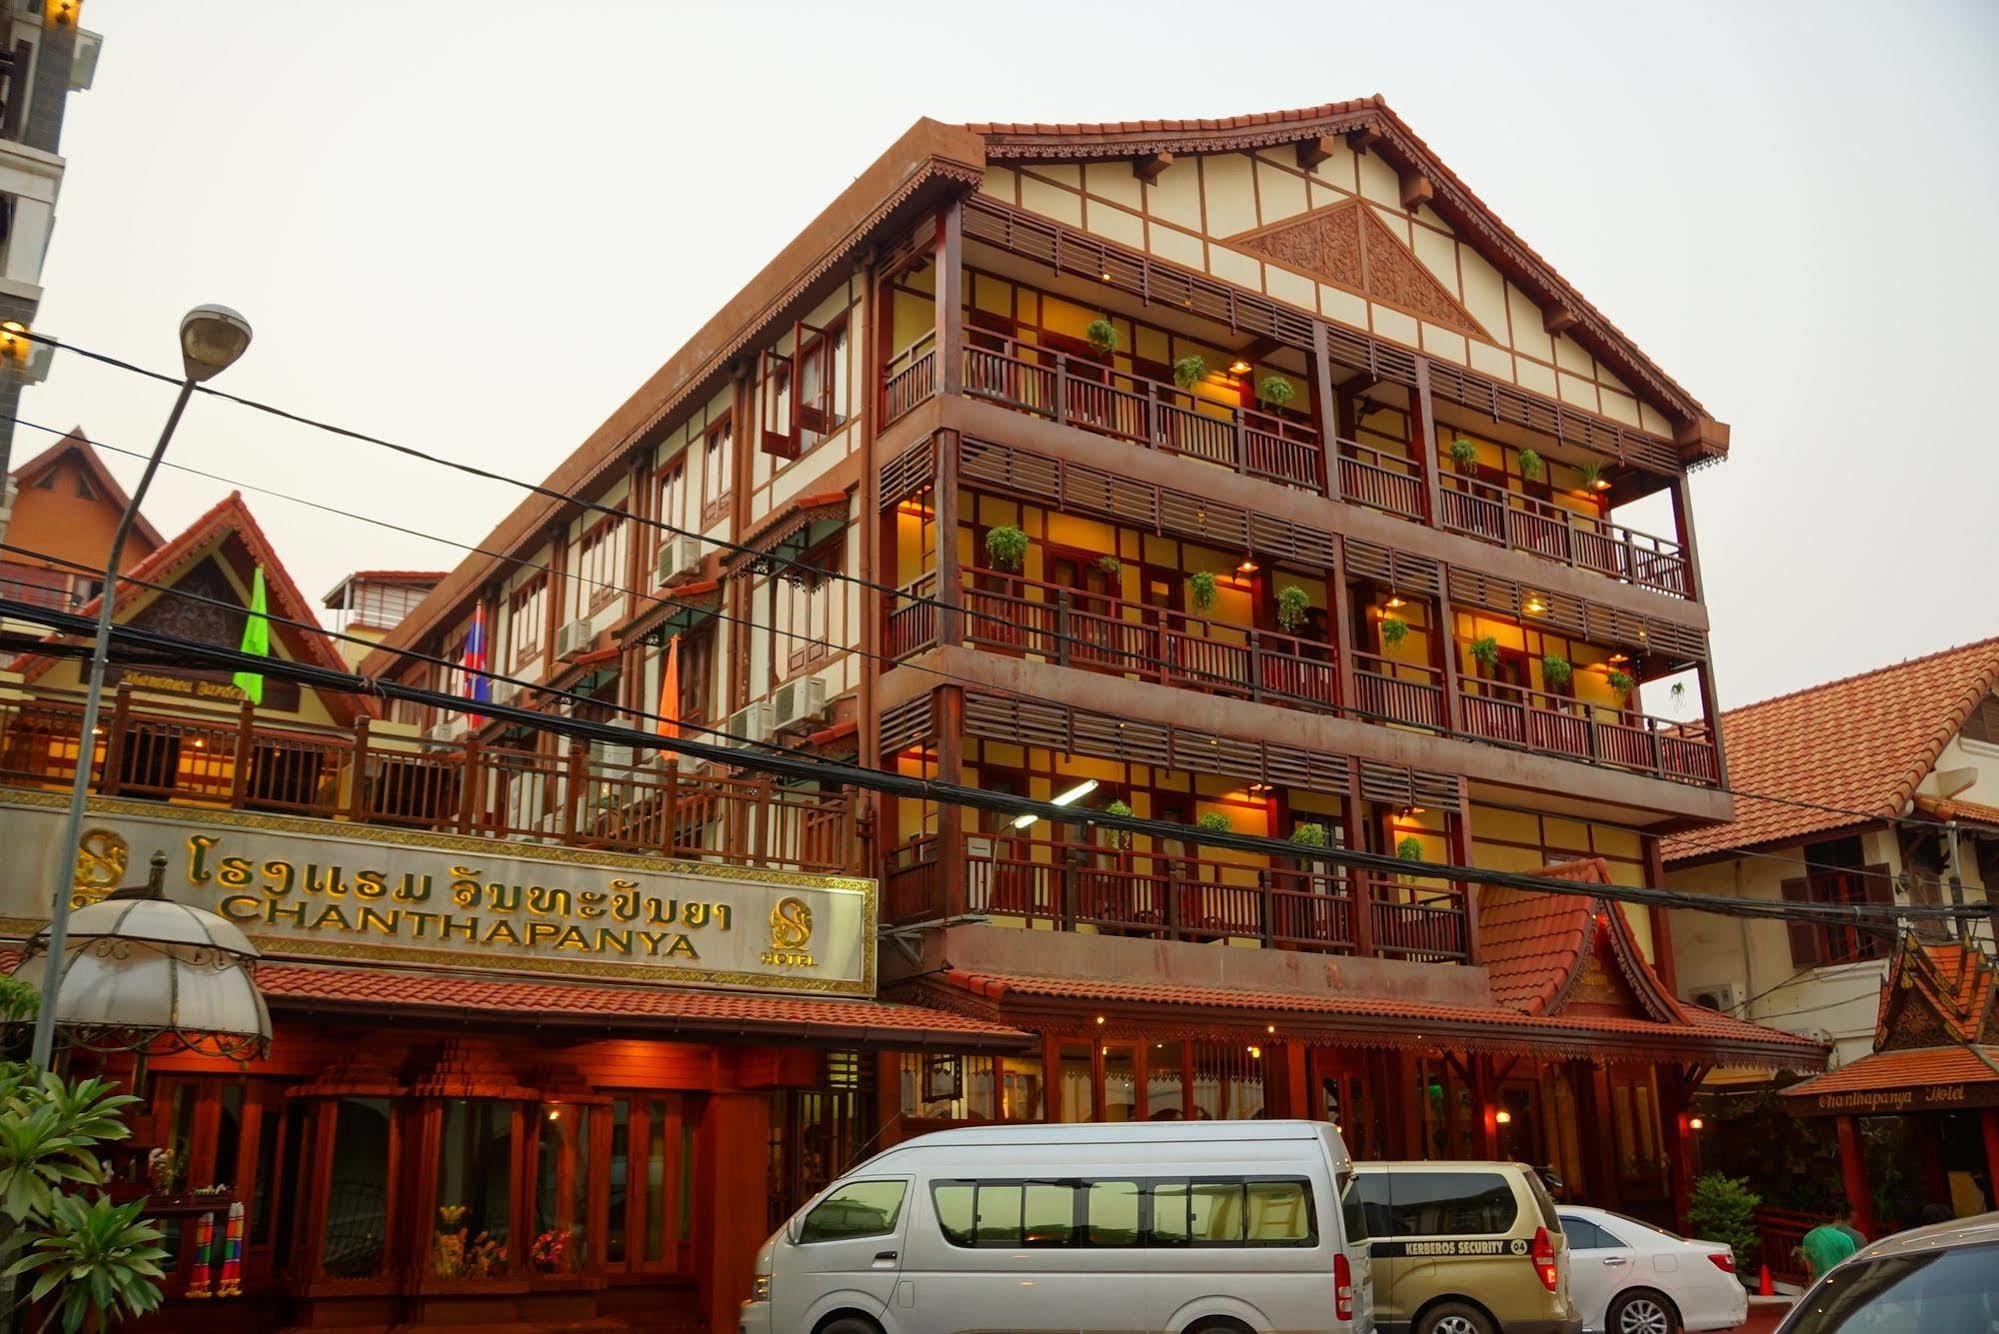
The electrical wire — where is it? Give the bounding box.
[0,593,1974,934]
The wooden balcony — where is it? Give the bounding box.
[885,830,1469,963]
[1439,472,1691,598]
[1337,441,1427,522]
[0,689,860,874]
[1457,679,1719,786]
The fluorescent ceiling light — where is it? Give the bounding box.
[1012,778,1100,829]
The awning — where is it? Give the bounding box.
[253,961,1031,1051]
[620,578,724,648]
[724,491,849,579]
[1781,1043,1999,1116]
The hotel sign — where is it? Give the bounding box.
[1795,1080,1999,1117]
[0,792,876,996]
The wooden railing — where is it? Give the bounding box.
[948,566,1338,711]
[1351,650,1447,730]
[887,831,1469,962]
[884,571,939,659]
[1337,440,1427,521]
[1438,471,1691,598]
[0,688,860,874]
[959,329,1325,492]
[881,333,938,425]
[1458,678,1720,785]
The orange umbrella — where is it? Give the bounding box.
[655,636,681,740]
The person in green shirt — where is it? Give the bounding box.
[1799,1198,1862,1281]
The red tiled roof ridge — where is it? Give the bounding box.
[7,427,167,550]
[1914,794,1999,828]
[964,95,1387,136]
[1719,635,1999,720]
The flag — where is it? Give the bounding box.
[655,636,681,741]
[232,566,268,705]
[462,602,491,726]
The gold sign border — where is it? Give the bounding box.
[0,789,878,997]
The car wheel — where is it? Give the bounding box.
[817,1318,882,1334]
[1608,1288,1679,1334]
[1417,1301,1495,1334]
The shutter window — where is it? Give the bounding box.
[1779,877,1822,968]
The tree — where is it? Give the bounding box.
[1687,1172,1761,1272]
[0,974,168,1332]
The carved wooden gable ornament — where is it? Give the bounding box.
[1225,198,1491,341]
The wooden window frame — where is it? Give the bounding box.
[508,578,547,670]
[578,515,626,614]
[654,456,688,559]
[783,533,845,676]
[700,417,732,529]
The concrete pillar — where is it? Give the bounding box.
[1836,1115,1876,1238]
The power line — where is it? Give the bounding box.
[0,593,1974,935]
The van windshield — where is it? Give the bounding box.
[1523,1168,1561,1233]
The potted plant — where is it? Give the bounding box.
[1606,669,1636,694]
[1396,835,1425,862]
[1576,459,1605,492]
[1687,1173,1762,1272]
[1469,635,1501,674]
[1101,799,1134,850]
[1188,570,1218,612]
[1172,354,1208,389]
[1196,811,1232,836]
[1276,585,1311,634]
[1290,822,1329,849]
[1258,375,1296,411]
[1096,554,1122,578]
[1542,654,1573,689]
[1449,436,1479,474]
[1517,448,1543,479]
[983,524,1028,573]
[1380,615,1410,649]
[1670,680,1688,706]
[1084,318,1119,357]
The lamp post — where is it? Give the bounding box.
[27,305,253,1070]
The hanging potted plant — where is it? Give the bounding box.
[1517,448,1543,480]
[1396,835,1425,862]
[1542,654,1574,689]
[1449,436,1479,474]
[1470,635,1501,674]
[1102,799,1134,850]
[1172,354,1208,389]
[1196,811,1232,837]
[1096,554,1122,578]
[1290,822,1329,849]
[1576,459,1605,492]
[1084,318,1119,357]
[1606,669,1636,694]
[1380,615,1410,649]
[1258,375,1297,412]
[1188,570,1218,612]
[984,524,1028,573]
[1276,585,1311,634]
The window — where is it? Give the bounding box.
[785,534,845,674]
[931,1177,1315,1249]
[1964,695,1999,745]
[1086,1180,1141,1246]
[1559,1216,1624,1249]
[1780,838,1892,966]
[578,517,627,612]
[797,319,849,446]
[674,626,714,724]
[1782,1242,1999,1334]
[434,1099,514,1278]
[656,457,688,540]
[508,578,547,668]
[1355,1170,1517,1237]
[797,1180,907,1243]
[322,1097,392,1278]
[701,418,732,524]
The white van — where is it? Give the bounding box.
[739,1119,1372,1334]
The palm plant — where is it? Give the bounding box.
[1469,636,1501,673]
[1188,571,1218,612]
[1517,448,1543,479]
[1084,319,1119,356]
[1542,654,1574,688]
[1380,615,1410,649]
[1258,376,1296,410]
[1172,355,1208,389]
[1449,436,1479,473]
[1276,585,1311,634]
[983,524,1028,573]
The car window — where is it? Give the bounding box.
[1784,1243,1999,1333]
[798,1179,907,1243]
[1354,1171,1518,1237]
[1560,1216,1625,1249]
[1339,1168,1369,1244]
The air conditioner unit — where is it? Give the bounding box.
[555,617,593,659]
[770,676,829,731]
[656,535,702,585]
[491,680,521,709]
[427,719,467,745]
[589,741,637,771]
[1689,981,1745,1015]
[721,701,771,750]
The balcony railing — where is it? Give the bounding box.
[960,330,1325,492]
[886,830,1469,962]
[882,332,937,426]
[955,566,1338,712]
[0,689,859,874]
[1337,440,1427,522]
[1457,678,1719,785]
[1352,650,1447,731]
[1438,472,1691,598]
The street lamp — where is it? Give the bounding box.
[26,304,253,1070]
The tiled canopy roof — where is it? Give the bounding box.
[1780,1045,1999,1100]
[1914,793,1999,832]
[1665,638,1999,862]
[1881,942,1996,1045]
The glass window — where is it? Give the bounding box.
[1188,1181,1246,1243]
[973,1181,1023,1246]
[798,1180,908,1244]
[1785,1243,1999,1333]
[1022,1181,1075,1245]
[1147,1043,1186,1120]
[1000,1055,1045,1121]
[532,1104,589,1274]
[433,1100,513,1279]
[1103,1046,1138,1123]
[1339,1168,1368,1243]
[1058,1043,1093,1122]
[1560,1216,1616,1249]
[1086,1180,1140,1246]
[322,1097,391,1279]
[607,1101,629,1264]
[1247,1180,1313,1242]
[932,1182,975,1246]
[1355,1170,1518,1237]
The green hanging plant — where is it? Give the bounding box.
[1542,654,1574,688]
[1517,448,1543,479]
[1449,436,1479,473]
[1396,834,1425,862]
[1290,822,1329,848]
[1172,354,1208,389]
[1606,669,1636,693]
[1576,459,1605,492]
[983,524,1028,573]
[1276,585,1311,634]
[1380,615,1410,649]
[1670,680,1688,702]
[1096,554,1122,577]
[1196,811,1232,836]
[1470,635,1501,672]
[1102,799,1134,849]
[1084,318,1119,355]
[1258,375,1296,409]
[1188,570,1218,612]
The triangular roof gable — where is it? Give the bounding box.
[1876,941,1998,1052]
[967,96,1711,444]
[11,491,371,725]
[1665,638,1999,863]
[9,428,166,550]
[1478,857,1680,1023]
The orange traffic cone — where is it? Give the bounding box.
[1758,1264,1775,1297]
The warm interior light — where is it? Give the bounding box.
[1383,594,1407,610]
[1524,596,1548,615]
[1248,782,1273,795]
[546,1108,561,1121]
[1095,1015,1106,1025]
[1228,359,1253,375]
[1012,778,1099,829]
[1246,1045,1262,1059]
[1266,1024,1276,1035]
[1495,1109,1513,1125]
[1591,477,1612,491]
[1402,805,1427,819]
[1689,1115,1705,1131]
[1607,652,1630,665]
[1100,270,1112,281]
[1237,555,1260,574]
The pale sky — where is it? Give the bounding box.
[22,0,1999,709]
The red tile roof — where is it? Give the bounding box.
[1780,1044,1999,1100]
[8,428,165,549]
[1480,859,1601,1015]
[1914,794,1999,832]
[255,962,1029,1048]
[1665,638,1999,862]
[9,491,370,724]
[1884,942,1997,1044]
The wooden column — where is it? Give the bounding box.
[936,687,966,918]
[935,204,964,397]
[699,1093,773,1334]
[1279,1043,1310,1119]
[935,430,962,647]
[542,521,568,669]
[1347,767,1375,957]
[1836,1115,1876,1237]
[1670,473,1705,604]
[1644,835,1680,996]
[623,456,648,627]
[1331,536,1359,715]
[1586,1064,1622,1210]
[1450,791,1481,965]
[1473,1056,1498,1158]
[1662,1071,1696,1232]
[1983,1109,1999,1209]
[856,255,882,773]
[1310,321,1341,500]
[1410,355,1443,526]
[726,367,756,712]
[1435,577,1466,735]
